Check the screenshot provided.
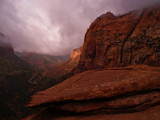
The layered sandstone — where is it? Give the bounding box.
[23,106,160,120]
[74,5,160,73]
[24,5,160,120]
[25,65,160,120]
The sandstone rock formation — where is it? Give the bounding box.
[24,5,160,120]
[25,65,160,120]
[70,47,82,63]
[23,105,160,120]
[74,5,160,73]
[46,47,82,78]
[28,65,160,107]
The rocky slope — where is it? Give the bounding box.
[46,47,82,78]
[24,5,160,120]
[74,5,160,73]
[0,42,81,119]
[0,33,56,120]
[0,32,14,57]
[28,65,160,107]
[23,105,160,120]
[25,65,160,120]
[17,52,69,69]
[0,44,14,57]
[0,33,31,74]
[17,47,82,79]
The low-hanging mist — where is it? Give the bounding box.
[0,0,159,55]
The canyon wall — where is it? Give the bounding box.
[75,6,160,72]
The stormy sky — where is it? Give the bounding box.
[0,0,159,55]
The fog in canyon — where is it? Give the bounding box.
[0,0,159,55]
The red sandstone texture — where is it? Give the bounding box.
[74,5,160,73]
[27,65,160,107]
[24,5,160,120]
[25,65,160,120]
[23,106,160,120]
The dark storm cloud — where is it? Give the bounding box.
[0,0,159,55]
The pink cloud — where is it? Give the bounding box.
[0,0,159,55]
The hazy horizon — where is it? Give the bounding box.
[0,0,159,55]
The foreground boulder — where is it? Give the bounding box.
[24,106,160,120]
[25,65,160,120]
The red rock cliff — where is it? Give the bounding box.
[75,6,160,72]
[70,47,82,63]
[24,5,160,120]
